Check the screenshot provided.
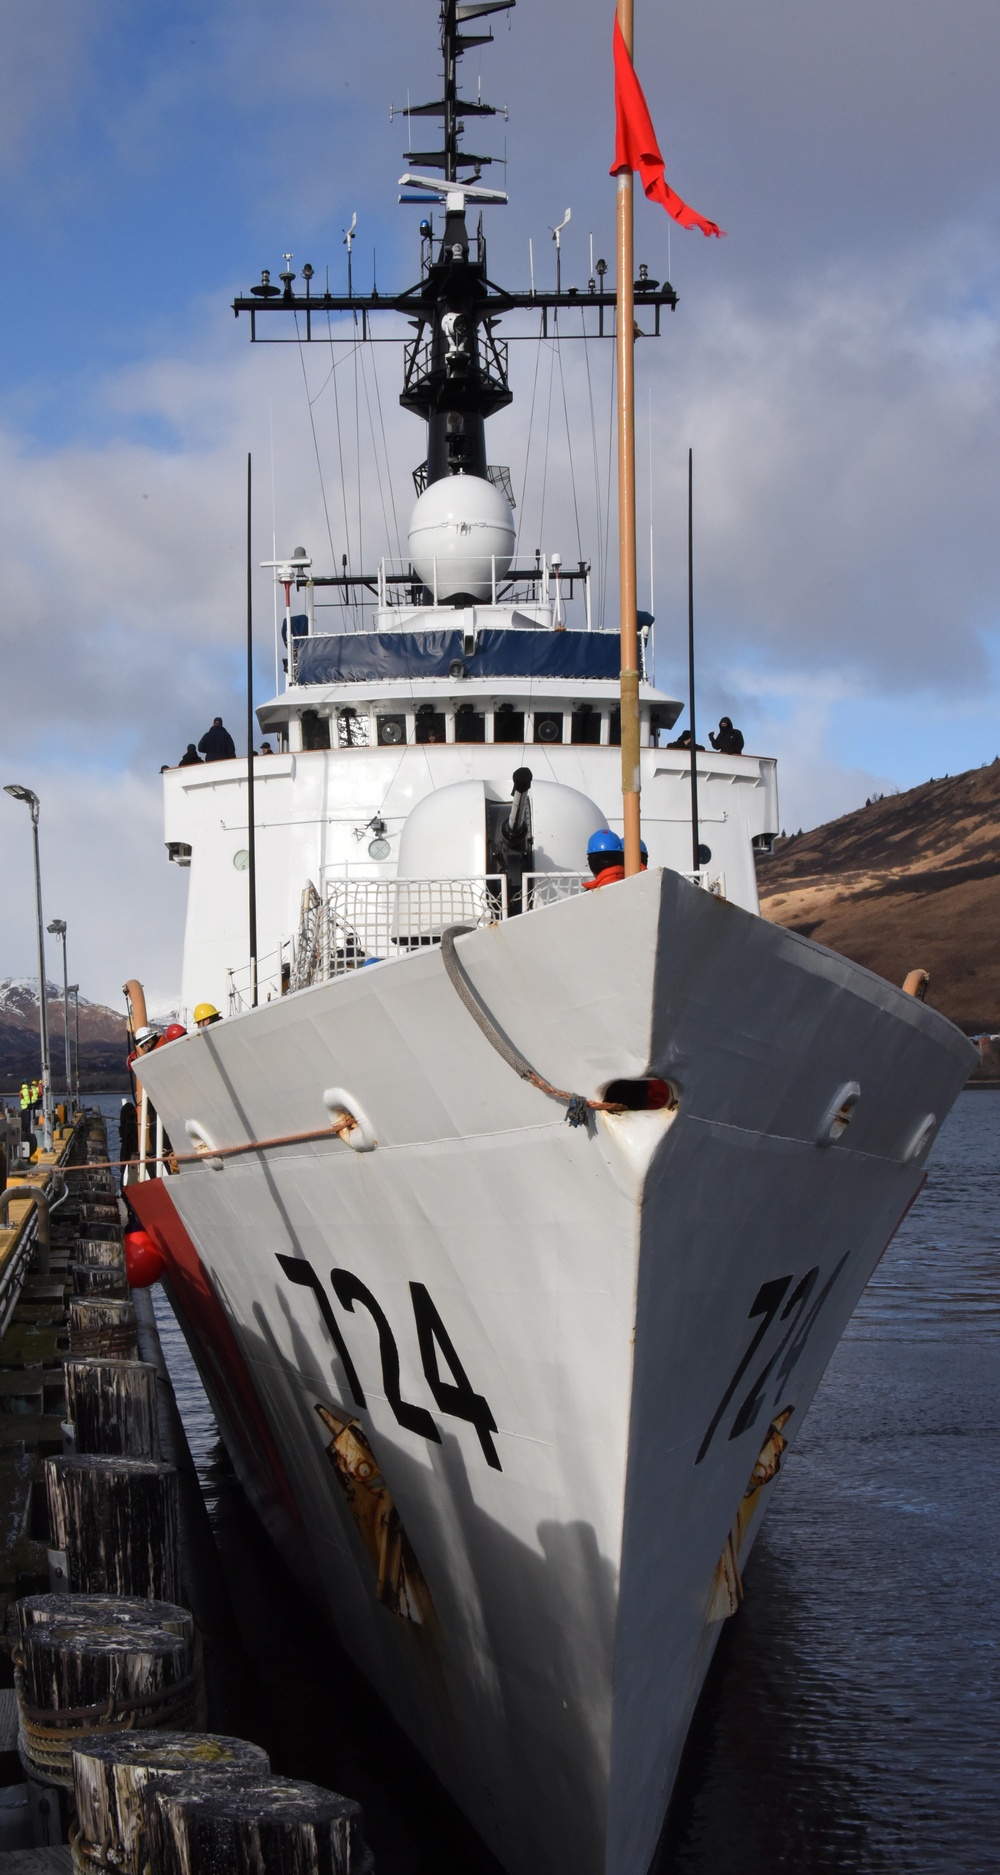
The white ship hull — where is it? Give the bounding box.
[133,870,972,1873]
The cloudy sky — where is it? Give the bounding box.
[0,0,997,1009]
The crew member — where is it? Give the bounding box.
[118,1099,139,1168]
[193,1003,222,1030]
[198,718,237,761]
[709,716,745,755]
[127,1025,161,1072]
[178,744,203,767]
[583,829,625,890]
[19,1082,32,1143]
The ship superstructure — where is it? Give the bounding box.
[163,0,773,1019]
[129,7,976,1873]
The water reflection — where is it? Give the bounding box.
[660,1090,1000,1875]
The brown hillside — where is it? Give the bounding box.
[757,760,1000,1030]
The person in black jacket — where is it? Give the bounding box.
[198,718,237,761]
[178,744,203,767]
[709,716,745,755]
[118,1099,139,1167]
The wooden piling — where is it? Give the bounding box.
[44,1456,179,1601]
[73,1242,125,1272]
[143,1774,374,1875]
[71,1268,129,1302]
[17,1594,193,1651]
[63,1362,160,1461]
[72,1732,270,1873]
[68,1300,138,1361]
[15,1616,196,1788]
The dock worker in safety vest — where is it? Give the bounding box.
[193,1003,222,1030]
[583,828,625,889]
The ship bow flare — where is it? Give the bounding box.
[132,871,972,1874]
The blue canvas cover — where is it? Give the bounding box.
[293,628,621,685]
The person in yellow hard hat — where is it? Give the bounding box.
[193,1003,222,1029]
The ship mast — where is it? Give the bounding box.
[616,0,642,877]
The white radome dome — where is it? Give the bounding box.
[408,474,515,603]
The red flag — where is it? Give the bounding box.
[611,17,724,238]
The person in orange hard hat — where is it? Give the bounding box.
[193,1003,222,1029]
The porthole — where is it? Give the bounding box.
[816,1080,861,1146]
[233,849,249,871]
[902,1113,936,1164]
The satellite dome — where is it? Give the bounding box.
[408,474,515,604]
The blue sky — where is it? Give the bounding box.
[1,0,999,1005]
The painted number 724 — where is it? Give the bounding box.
[277,1255,502,1470]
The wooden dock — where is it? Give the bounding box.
[0,1116,375,1870]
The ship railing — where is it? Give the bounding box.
[372,553,592,627]
[290,875,508,990]
[524,868,724,908]
[523,871,588,909]
[286,864,727,993]
[226,943,291,1014]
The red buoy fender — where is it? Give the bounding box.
[124,1229,167,1289]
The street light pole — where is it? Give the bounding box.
[47,920,70,1103]
[4,784,53,1153]
[67,986,80,1105]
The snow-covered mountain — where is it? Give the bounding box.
[0,978,128,1090]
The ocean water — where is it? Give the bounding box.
[90,1090,1000,1873]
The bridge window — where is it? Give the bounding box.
[493,703,525,743]
[608,707,621,747]
[337,708,368,748]
[454,703,485,743]
[534,711,563,744]
[377,714,407,746]
[572,705,600,746]
[301,709,330,751]
[415,705,447,745]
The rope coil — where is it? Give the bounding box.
[68,1328,139,1358]
[14,1664,198,1787]
[69,1823,116,1871]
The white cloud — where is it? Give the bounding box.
[0,56,999,1000]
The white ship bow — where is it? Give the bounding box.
[133,871,972,1873]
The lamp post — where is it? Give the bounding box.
[4,785,53,1152]
[67,986,80,1105]
[47,920,70,1104]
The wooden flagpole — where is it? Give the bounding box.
[246,453,259,1008]
[616,0,642,876]
[687,446,701,871]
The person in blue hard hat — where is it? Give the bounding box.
[583,828,625,890]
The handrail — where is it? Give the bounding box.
[0,1178,59,1278]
